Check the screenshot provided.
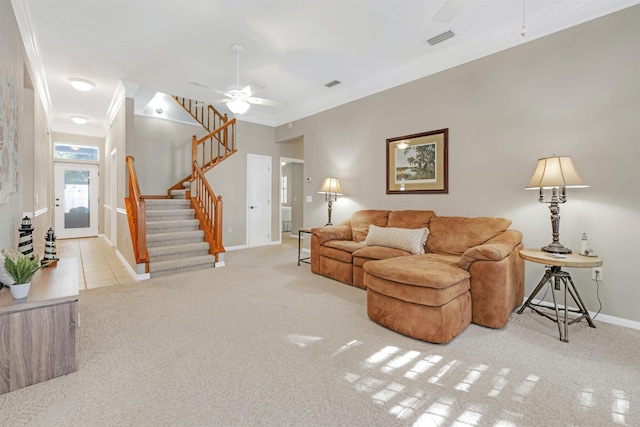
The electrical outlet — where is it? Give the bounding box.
[592,267,603,281]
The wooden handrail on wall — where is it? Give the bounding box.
[124,156,149,271]
[191,161,224,261]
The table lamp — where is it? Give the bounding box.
[318,177,343,226]
[525,156,588,254]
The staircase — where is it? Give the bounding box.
[125,98,237,278]
[145,196,215,278]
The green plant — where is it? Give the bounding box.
[2,248,46,285]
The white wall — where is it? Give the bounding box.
[275,7,640,323]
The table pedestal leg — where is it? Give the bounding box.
[518,266,596,342]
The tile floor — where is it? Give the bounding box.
[57,237,135,290]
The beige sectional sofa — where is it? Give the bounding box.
[310,210,525,343]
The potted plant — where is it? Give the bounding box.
[1,248,47,299]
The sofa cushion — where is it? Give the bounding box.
[320,240,366,263]
[351,210,391,242]
[364,225,428,255]
[426,216,512,256]
[364,256,470,307]
[387,210,435,229]
[352,246,412,267]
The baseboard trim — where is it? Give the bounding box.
[225,245,248,251]
[114,246,149,281]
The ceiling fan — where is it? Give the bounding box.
[190,44,284,115]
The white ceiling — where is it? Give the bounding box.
[13,0,639,137]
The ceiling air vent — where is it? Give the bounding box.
[324,80,341,88]
[425,30,455,46]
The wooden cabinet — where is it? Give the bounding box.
[0,258,78,394]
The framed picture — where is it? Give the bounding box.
[386,128,448,194]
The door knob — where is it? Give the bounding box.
[250,206,256,210]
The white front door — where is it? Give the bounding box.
[247,154,271,247]
[54,162,99,238]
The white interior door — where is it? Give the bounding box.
[247,154,271,247]
[54,162,99,238]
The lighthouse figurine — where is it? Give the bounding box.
[42,228,59,267]
[18,216,35,259]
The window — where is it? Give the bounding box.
[281,174,288,204]
[54,143,99,161]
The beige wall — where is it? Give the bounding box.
[106,97,138,272]
[275,7,640,323]
[207,120,302,247]
[30,80,53,255]
[0,0,25,250]
[131,116,205,195]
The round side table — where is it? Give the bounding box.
[517,248,603,342]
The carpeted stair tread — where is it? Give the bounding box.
[146,230,205,247]
[143,194,217,278]
[146,209,195,221]
[148,242,211,262]
[146,219,200,233]
[150,254,215,277]
[145,199,191,210]
[170,189,188,199]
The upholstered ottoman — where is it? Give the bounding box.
[363,256,472,344]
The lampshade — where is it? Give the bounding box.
[318,177,343,195]
[226,99,250,114]
[525,156,589,189]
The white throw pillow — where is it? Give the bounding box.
[364,225,429,255]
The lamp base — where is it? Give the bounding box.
[541,244,572,254]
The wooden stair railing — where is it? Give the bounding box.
[191,161,224,261]
[167,117,237,197]
[124,155,149,272]
[172,96,228,133]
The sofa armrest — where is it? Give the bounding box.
[460,229,523,270]
[311,221,352,245]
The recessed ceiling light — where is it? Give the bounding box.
[71,116,88,125]
[69,78,95,92]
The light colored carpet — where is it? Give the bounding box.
[1,244,639,426]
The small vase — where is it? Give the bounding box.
[9,281,31,299]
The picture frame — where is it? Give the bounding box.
[386,128,448,194]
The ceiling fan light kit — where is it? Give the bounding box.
[226,98,250,114]
[191,43,283,115]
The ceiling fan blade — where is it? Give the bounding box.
[247,97,286,108]
[432,0,469,22]
[189,81,229,97]
[240,82,265,97]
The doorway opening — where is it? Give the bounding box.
[280,158,304,243]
